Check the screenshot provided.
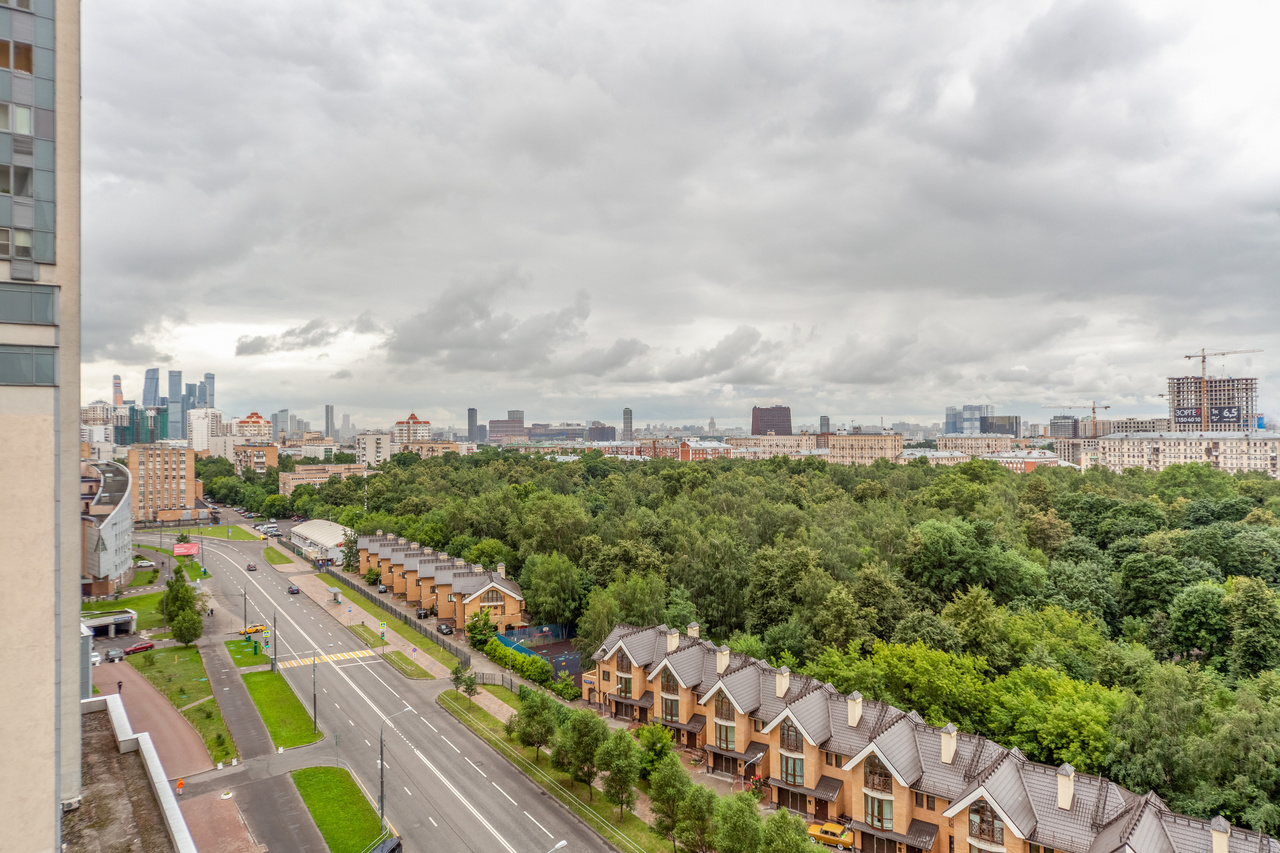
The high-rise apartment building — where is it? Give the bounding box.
[945,404,994,435]
[1049,415,1080,438]
[141,367,160,406]
[167,369,182,438]
[751,405,793,436]
[127,445,205,522]
[324,404,336,438]
[1167,375,1259,432]
[114,405,170,445]
[272,408,289,441]
[394,412,432,444]
[0,4,83,845]
[112,374,123,405]
[467,407,478,441]
[819,415,831,433]
[622,407,633,441]
[980,414,1022,438]
[233,411,273,438]
[186,407,224,452]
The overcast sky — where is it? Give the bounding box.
[80,1,1280,431]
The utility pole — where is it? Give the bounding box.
[272,610,277,673]
[312,649,319,734]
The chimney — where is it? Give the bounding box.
[847,691,863,727]
[716,645,730,674]
[666,629,680,654]
[776,666,790,698]
[1057,763,1075,810]
[455,558,465,566]
[376,530,383,536]
[941,724,957,764]
[687,622,699,639]
[399,538,406,545]
[411,542,419,549]
[1210,817,1230,853]
[496,562,506,578]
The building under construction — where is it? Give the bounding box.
[1167,375,1259,432]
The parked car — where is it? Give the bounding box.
[240,623,267,636]
[268,518,277,523]
[136,560,155,568]
[106,648,124,663]
[807,823,855,850]
[436,623,454,635]
[415,608,430,619]
[123,641,155,656]
[90,651,101,666]
[377,584,388,593]
[288,584,300,594]
[247,563,258,571]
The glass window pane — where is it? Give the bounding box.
[31,287,53,323]
[13,165,30,196]
[0,347,33,383]
[13,105,30,134]
[32,349,53,384]
[0,104,8,131]
[14,228,30,258]
[0,226,9,256]
[0,41,10,71]
[31,229,51,262]
[0,166,10,195]
[13,42,31,74]
[0,285,31,321]
[33,168,51,200]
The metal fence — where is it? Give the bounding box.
[503,623,575,646]
[474,672,523,693]
[322,568,471,668]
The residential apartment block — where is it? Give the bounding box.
[402,440,477,459]
[1096,432,1280,478]
[826,433,904,467]
[279,463,367,497]
[980,450,1061,473]
[127,445,209,523]
[355,432,397,467]
[206,436,279,477]
[233,411,273,438]
[588,623,1277,853]
[1167,375,1258,433]
[393,412,432,444]
[358,533,527,632]
[937,434,1014,455]
[896,450,971,466]
[751,405,793,436]
[80,460,132,596]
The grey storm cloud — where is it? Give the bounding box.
[78,0,1280,428]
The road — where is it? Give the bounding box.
[135,527,615,853]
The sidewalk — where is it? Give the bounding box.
[197,629,274,761]
[91,660,213,780]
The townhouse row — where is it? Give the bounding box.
[357,532,528,632]
[587,623,1278,853]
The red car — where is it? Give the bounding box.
[123,641,155,656]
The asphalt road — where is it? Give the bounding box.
[136,529,615,853]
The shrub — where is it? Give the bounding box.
[549,671,581,701]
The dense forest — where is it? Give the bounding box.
[196,449,1280,833]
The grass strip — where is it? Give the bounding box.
[481,684,521,709]
[224,639,271,668]
[150,631,173,641]
[348,623,388,648]
[167,525,260,541]
[438,690,664,853]
[128,647,238,763]
[291,767,384,853]
[180,559,205,581]
[242,671,323,749]
[342,590,459,669]
[128,571,159,588]
[83,591,166,630]
[382,650,433,679]
[263,546,292,565]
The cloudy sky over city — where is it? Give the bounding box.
[82,0,1280,430]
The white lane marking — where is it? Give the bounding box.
[465,757,487,777]
[428,816,437,827]
[420,717,437,731]
[492,783,516,805]
[441,736,460,754]
[404,786,412,796]
[365,739,371,747]
[335,703,341,709]
[525,812,553,839]
[413,748,517,853]
[349,719,354,726]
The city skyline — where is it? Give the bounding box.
[78,2,1280,428]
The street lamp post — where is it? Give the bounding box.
[271,610,277,673]
[544,841,567,853]
[379,706,413,831]
[312,648,319,734]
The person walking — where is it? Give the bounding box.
[117,680,122,694]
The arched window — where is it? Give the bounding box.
[482,589,502,604]
[715,693,733,721]
[779,720,802,753]
[616,650,631,674]
[969,800,1005,845]
[661,670,678,694]
[865,754,892,793]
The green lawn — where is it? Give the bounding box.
[481,684,521,709]
[136,545,173,556]
[242,671,323,749]
[82,591,166,631]
[128,570,159,588]
[438,690,666,852]
[128,647,237,763]
[224,639,271,668]
[349,624,388,648]
[382,650,434,679]
[179,559,205,581]
[291,767,384,853]
[263,546,293,566]
[150,631,173,641]
[342,591,459,669]
[169,525,260,541]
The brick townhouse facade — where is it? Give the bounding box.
[586,623,1278,853]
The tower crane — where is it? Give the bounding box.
[1182,348,1262,430]
[1042,401,1111,438]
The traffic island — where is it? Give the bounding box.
[291,767,385,853]
[241,671,323,749]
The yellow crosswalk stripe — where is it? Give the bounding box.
[276,649,376,668]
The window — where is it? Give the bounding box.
[0,345,56,385]
[601,670,610,682]
[662,696,679,722]
[865,754,892,793]
[781,754,803,786]
[617,651,631,674]
[0,227,10,255]
[0,284,56,324]
[617,676,632,699]
[13,42,32,74]
[865,793,892,830]
[14,105,32,136]
[13,166,33,198]
[715,693,733,721]
[446,593,454,602]
[753,719,763,732]
[915,791,924,807]
[779,720,802,753]
[715,723,734,751]
[481,589,502,604]
[14,230,32,259]
[968,801,1004,845]
[928,795,936,811]
[1030,846,1058,853]
[661,670,677,694]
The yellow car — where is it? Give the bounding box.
[807,822,855,850]
[239,623,267,636]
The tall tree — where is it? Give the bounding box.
[575,587,621,663]
[553,709,608,799]
[713,791,763,853]
[512,690,559,763]
[171,609,204,647]
[524,552,584,626]
[595,728,640,821]
[674,785,718,853]
[1225,576,1280,680]
[649,752,691,851]
[761,808,808,853]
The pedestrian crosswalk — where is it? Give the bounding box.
[278,649,376,669]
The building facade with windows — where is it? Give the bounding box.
[587,624,1277,853]
[127,445,209,523]
[1096,431,1280,478]
[751,405,793,436]
[278,463,367,497]
[937,434,1014,455]
[80,460,133,597]
[355,431,396,467]
[0,3,83,845]
[826,433,904,467]
[1167,375,1258,433]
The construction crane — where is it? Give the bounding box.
[1183,348,1262,429]
[1042,401,1112,438]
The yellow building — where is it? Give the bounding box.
[825,433,903,467]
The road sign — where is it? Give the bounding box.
[379,621,386,630]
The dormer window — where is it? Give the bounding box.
[714,693,733,721]
[617,651,631,674]
[865,754,892,793]
[661,670,677,694]
[969,800,1005,845]
[482,589,502,604]
[779,720,803,753]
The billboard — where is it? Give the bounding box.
[173,542,199,556]
[1173,407,1202,425]
[1210,406,1242,425]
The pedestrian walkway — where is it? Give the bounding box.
[278,648,375,668]
[180,791,264,853]
[199,631,274,760]
[91,661,213,780]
